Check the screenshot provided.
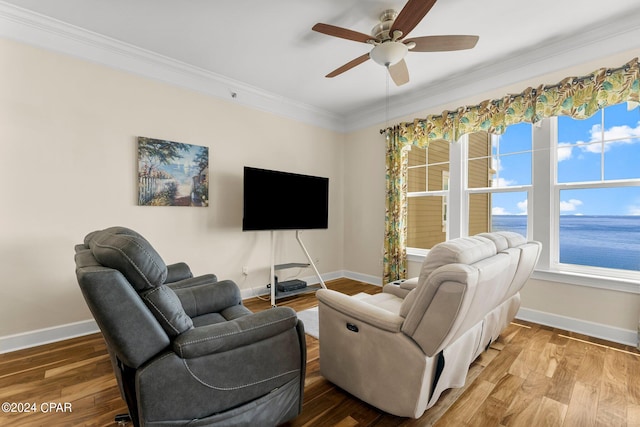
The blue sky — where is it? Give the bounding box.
[491,102,640,216]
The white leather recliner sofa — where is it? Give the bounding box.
[316,232,541,418]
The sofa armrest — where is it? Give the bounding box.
[316,289,403,333]
[165,262,194,283]
[166,274,218,290]
[382,283,412,299]
[400,277,419,290]
[172,279,241,318]
[172,307,298,358]
[381,277,418,299]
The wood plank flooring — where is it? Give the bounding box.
[1,278,639,426]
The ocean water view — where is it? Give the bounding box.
[492,215,640,271]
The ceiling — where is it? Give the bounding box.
[2,0,640,131]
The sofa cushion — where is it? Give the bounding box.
[478,231,526,251]
[418,236,496,284]
[500,231,527,247]
[87,226,167,291]
[142,285,193,337]
[399,288,417,318]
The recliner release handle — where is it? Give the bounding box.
[346,323,359,333]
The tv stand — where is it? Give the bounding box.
[270,230,326,307]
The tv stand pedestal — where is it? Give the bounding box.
[270,230,326,307]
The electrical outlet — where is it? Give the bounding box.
[242,266,249,276]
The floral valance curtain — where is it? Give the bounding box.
[395,57,639,147]
[382,57,640,284]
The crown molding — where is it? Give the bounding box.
[344,7,640,132]
[0,1,346,132]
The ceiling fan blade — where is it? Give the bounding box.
[389,59,409,86]
[405,35,479,52]
[312,23,373,44]
[326,53,370,78]
[390,0,438,38]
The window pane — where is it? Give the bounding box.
[468,157,493,189]
[427,163,449,192]
[493,122,532,155]
[408,146,426,167]
[557,144,601,183]
[468,192,528,237]
[558,112,601,144]
[427,139,450,165]
[603,102,640,132]
[407,196,446,249]
[468,131,490,160]
[468,193,491,235]
[496,152,532,186]
[559,188,640,271]
[604,139,640,180]
[408,166,426,192]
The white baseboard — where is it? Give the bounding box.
[516,307,637,347]
[4,274,635,354]
[0,319,99,354]
[342,270,382,286]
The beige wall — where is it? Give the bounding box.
[342,125,386,279]
[522,279,640,332]
[342,48,640,335]
[0,39,344,338]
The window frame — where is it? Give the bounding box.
[406,142,451,251]
[550,108,640,283]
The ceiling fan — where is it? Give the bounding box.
[312,0,479,86]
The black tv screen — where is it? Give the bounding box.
[242,167,329,231]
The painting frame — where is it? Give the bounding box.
[137,137,209,207]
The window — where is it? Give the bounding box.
[555,103,640,274]
[406,139,449,249]
[406,101,640,284]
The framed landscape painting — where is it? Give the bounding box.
[137,137,209,207]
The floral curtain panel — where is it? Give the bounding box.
[383,128,409,282]
[382,57,640,284]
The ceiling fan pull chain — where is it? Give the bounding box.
[385,67,390,129]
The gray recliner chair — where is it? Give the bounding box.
[74,226,306,427]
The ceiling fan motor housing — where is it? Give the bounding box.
[371,9,398,41]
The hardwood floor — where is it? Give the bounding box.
[2,278,639,426]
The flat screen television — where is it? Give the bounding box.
[242,167,329,231]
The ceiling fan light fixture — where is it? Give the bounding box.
[370,41,408,67]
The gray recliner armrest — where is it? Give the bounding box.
[173,307,298,358]
[166,274,218,291]
[172,279,241,318]
[164,262,194,283]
